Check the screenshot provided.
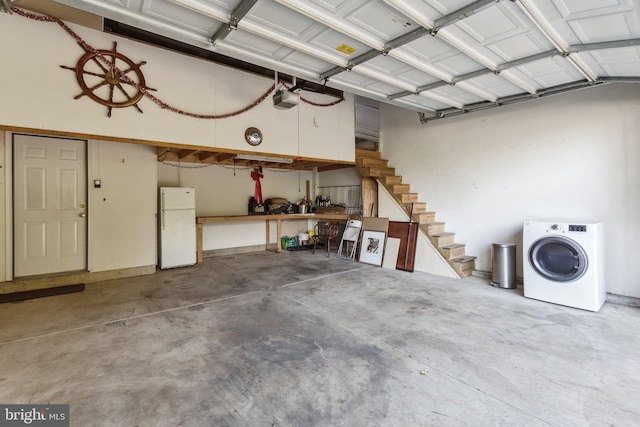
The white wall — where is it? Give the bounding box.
[380,84,640,298]
[0,10,356,276]
[0,12,354,162]
[158,162,314,216]
[0,136,157,282]
[88,141,157,272]
[158,162,315,250]
[157,163,365,252]
[317,168,361,188]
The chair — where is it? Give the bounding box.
[312,221,340,257]
[338,217,362,260]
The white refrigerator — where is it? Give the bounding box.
[158,187,196,269]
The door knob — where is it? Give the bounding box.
[79,213,86,218]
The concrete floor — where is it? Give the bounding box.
[0,251,638,426]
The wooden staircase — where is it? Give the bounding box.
[356,149,476,278]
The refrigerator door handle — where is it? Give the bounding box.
[161,192,165,230]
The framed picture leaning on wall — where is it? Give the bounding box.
[359,230,386,266]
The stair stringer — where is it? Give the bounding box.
[377,183,458,278]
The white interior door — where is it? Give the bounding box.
[13,134,87,277]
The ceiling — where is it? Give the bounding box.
[3,0,639,168]
[16,0,638,121]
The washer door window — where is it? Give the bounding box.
[529,236,588,282]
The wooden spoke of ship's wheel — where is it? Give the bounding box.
[61,41,156,117]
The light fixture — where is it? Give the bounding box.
[244,127,263,146]
[272,71,299,110]
[234,154,294,164]
[273,90,299,109]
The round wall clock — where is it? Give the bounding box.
[245,127,263,146]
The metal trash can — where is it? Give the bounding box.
[491,243,517,289]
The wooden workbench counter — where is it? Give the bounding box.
[196,213,349,263]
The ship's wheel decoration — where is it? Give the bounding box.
[61,41,155,117]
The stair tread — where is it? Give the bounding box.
[400,193,418,200]
[367,167,395,175]
[425,221,445,226]
[432,232,455,237]
[356,149,381,159]
[452,255,476,263]
[359,158,388,166]
[442,243,465,249]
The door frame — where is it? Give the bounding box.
[2,132,12,282]
[9,132,89,280]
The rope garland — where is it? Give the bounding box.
[11,7,344,117]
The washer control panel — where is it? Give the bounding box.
[569,224,587,232]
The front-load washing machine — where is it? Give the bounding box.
[523,220,605,311]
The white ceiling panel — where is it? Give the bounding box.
[248,0,318,38]
[224,27,288,56]
[394,35,485,81]
[168,0,234,23]
[500,67,545,92]
[523,0,639,45]
[35,0,640,121]
[458,3,524,43]
[352,62,416,92]
[332,73,401,97]
[365,54,413,75]
[427,84,486,106]
[310,0,354,15]
[461,73,525,100]
[438,32,508,70]
[568,11,640,43]
[434,54,484,78]
[142,0,218,35]
[273,0,385,49]
[368,79,411,94]
[330,70,377,86]
[389,0,475,23]
[393,67,440,88]
[276,48,336,71]
[488,31,553,61]
[582,46,640,77]
[445,1,551,67]
[553,0,623,16]
[309,27,370,59]
[515,56,584,87]
[401,34,456,62]
[397,93,451,111]
[344,0,416,41]
[209,0,240,9]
